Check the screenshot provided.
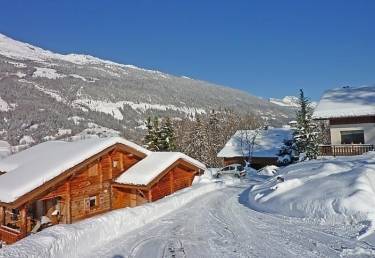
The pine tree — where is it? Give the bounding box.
[143,117,154,150]
[152,116,163,151]
[160,117,176,151]
[144,116,177,152]
[143,116,159,151]
[294,89,322,160]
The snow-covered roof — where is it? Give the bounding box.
[312,86,375,119]
[217,128,293,158]
[115,152,206,186]
[0,137,151,203]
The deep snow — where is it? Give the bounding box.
[56,183,375,257]
[248,152,375,238]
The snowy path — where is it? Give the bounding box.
[82,183,375,258]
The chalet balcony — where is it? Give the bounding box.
[319,144,374,156]
[0,225,24,244]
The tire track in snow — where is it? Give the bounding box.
[82,183,375,258]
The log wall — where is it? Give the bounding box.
[150,166,196,202]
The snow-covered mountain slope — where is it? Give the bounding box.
[270,96,317,108]
[0,33,294,145]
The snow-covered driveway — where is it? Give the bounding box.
[82,182,374,258]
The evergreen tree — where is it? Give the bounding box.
[294,89,322,160]
[160,117,176,151]
[143,116,159,151]
[143,116,176,151]
[152,116,163,151]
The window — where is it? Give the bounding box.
[89,196,97,208]
[112,160,119,168]
[341,130,365,144]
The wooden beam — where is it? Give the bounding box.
[65,182,71,224]
[0,206,4,225]
[169,170,174,194]
[20,206,27,236]
[111,183,148,190]
[99,160,103,190]
[120,152,124,171]
[130,189,137,207]
[108,154,113,180]
[147,190,152,202]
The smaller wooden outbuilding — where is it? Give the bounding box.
[0,137,205,244]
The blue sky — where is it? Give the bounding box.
[1,0,374,100]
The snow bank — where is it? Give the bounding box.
[257,165,279,176]
[0,181,223,258]
[248,152,375,237]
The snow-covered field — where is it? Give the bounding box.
[2,154,375,257]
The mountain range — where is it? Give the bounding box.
[0,33,294,148]
[269,96,317,108]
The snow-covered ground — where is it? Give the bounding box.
[249,152,375,239]
[2,154,375,257]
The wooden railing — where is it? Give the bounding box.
[319,144,374,156]
[0,225,24,244]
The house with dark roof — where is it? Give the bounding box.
[313,86,375,156]
[0,137,205,244]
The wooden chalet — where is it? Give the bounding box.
[217,128,293,169]
[313,86,375,156]
[0,137,205,244]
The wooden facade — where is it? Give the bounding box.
[0,144,200,244]
[223,156,278,169]
[329,116,375,125]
